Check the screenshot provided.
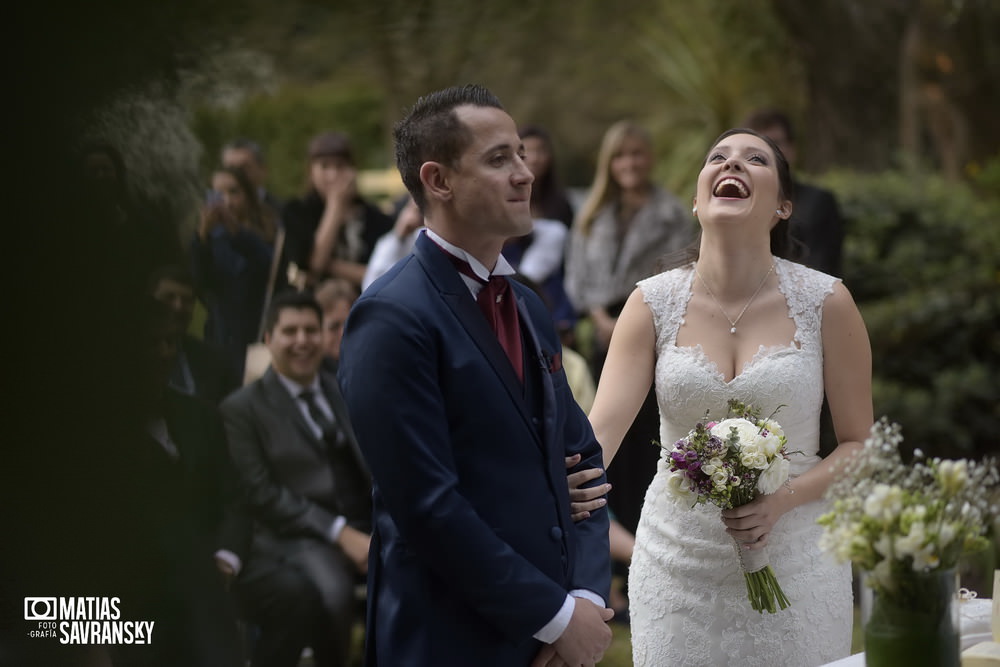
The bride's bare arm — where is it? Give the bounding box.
[588,288,657,467]
[788,281,873,502]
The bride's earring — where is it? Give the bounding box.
[776,209,783,218]
[692,206,698,215]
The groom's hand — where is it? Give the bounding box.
[336,525,371,573]
[541,597,614,667]
[565,454,610,522]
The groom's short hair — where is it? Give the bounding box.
[393,84,504,212]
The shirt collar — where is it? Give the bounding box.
[424,228,516,281]
[274,369,322,399]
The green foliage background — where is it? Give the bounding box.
[184,80,999,466]
[55,0,1000,477]
[188,69,1000,461]
[822,166,1000,459]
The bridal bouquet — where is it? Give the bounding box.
[661,399,792,613]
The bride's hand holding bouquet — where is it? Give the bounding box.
[720,481,795,550]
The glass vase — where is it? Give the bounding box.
[862,568,960,667]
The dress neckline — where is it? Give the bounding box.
[671,258,800,384]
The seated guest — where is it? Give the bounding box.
[79,141,184,264]
[220,290,372,667]
[191,165,280,378]
[134,298,249,666]
[221,137,283,213]
[149,264,240,404]
[361,195,424,291]
[502,218,576,339]
[282,132,394,290]
[314,278,359,365]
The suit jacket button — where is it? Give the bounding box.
[549,526,562,541]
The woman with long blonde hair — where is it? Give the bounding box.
[564,120,692,560]
[566,121,691,367]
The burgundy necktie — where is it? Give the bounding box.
[451,258,524,383]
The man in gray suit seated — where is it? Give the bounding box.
[221,290,371,667]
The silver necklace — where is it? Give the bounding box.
[694,262,775,334]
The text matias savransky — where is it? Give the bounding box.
[24,596,155,645]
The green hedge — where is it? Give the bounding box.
[820,168,999,459]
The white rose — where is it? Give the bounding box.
[760,433,783,457]
[740,445,768,470]
[711,470,730,488]
[760,418,785,440]
[665,471,696,503]
[756,456,790,494]
[710,418,760,446]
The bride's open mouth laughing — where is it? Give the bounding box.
[713,177,750,199]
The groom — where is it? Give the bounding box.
[338,84,613,667]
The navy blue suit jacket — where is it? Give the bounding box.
[338,232,611,666]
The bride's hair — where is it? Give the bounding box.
[658,128,804,272]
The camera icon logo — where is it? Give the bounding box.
[24,597,57,621]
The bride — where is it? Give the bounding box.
[575,128,874,665]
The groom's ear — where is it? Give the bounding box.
[420,162,452,203]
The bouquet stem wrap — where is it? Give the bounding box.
[730,539,790,614]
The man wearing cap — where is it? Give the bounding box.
[282,131,394,290]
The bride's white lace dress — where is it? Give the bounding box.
[628,258,853,666]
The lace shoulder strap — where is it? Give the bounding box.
[637,264,694,349]
[775,258,839,349]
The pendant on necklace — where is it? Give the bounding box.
[730,327,737,334]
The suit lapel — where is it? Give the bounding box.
[516,293,558,452]
[414,235,537,440]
